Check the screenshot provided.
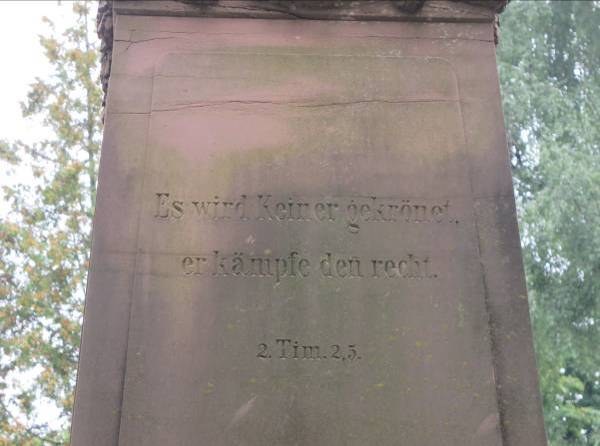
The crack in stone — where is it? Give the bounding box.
[115,37,180,53]
[122,29,492,43]
[214,4,309,20]
[151,97,457,112]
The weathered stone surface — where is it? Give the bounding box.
[97,1,510,107]
[73,2,545,445]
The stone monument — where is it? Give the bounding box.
[71,1,548,445]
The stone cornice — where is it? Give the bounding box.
[97,0,509,111]
[114,0,507,22]
[97,0,113,112]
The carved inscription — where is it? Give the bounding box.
[181,251,437,283]
[154,192,457,233]
[152,190,458,364]
[257,339,361,362]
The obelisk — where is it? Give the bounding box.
[72,2,548,445]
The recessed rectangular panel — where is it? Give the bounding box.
[116,50,502,446]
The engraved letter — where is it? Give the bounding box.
[314,202,327,221]
[276,338,291,359]
[274,258,288,283]
[236,195,248,220]
[431,205,444,222]
[257,195,274,220]
[182,256,194,275]
[302,345,320,360]
[171,200,184,219]
[298,258,310,277]
[346,200,360,233]
[320,252,333,277]
[336,259,348,278]
[155,193,170,219]
[212,251,229,276]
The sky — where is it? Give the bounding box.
[0,1,74,143]
[0,1,84,216]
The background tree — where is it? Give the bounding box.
[498,1,600,444]
[0,1,100,444]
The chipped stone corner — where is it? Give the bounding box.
[96,0,113,114]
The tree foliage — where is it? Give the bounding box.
[498,1,600,444]
[0,2,100,444]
